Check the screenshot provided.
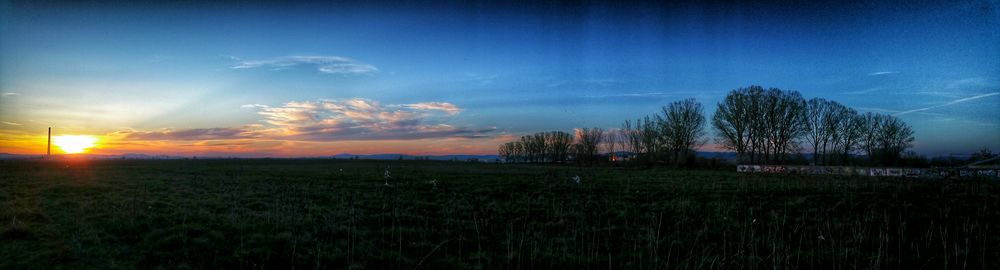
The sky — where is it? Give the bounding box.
[1,0,998,157]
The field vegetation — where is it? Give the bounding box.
[2,159,997,269]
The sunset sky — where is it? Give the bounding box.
[1,0,998,157]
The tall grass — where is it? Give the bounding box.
[0,159,997,269]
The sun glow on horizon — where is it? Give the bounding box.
[53,135,99,154]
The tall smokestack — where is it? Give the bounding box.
[47,127,51,156]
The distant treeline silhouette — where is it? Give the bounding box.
[498,85,916,167]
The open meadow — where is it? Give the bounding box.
[1,159,998,269]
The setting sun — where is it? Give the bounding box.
[52,135,99,154]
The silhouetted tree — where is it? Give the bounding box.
[576,127,604,165]
[518,136,532,162]
[713,86,807,164]
[498,131,575,163]
[862,113,915,165]
[512,141,525,163]
[604,129,622,162]
[529,133,547,162]
[547,131,574,163]
[497,84,918,168]
[621,119,643,163]
[831,106,864,165]
[969,147,996,163]
[861,112,881,163]
[805,98,834,164]
[657,98,706,166]
[762,88,808,164]
[622,116,663,165]
[878,115,915,165]
[712,86,756,163]
[498,142,514,162]
[640,116,662,163]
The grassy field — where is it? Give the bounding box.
[1,159,997,269]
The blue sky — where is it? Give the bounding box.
[1,0,998,156]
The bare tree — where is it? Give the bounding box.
[518,136,532,162]
[613,128,629,162]
[497,85,914,168]
[876,114,915,165]
[498,142,513,162]
[861,112,882,163]
[547,131,574,163]
[640,116,662,163]
[830,106,864,165]
[576,127,605,165]
[603,129,623,162]
[712,87,752,163]
[531,133,547,162]
[498,131,575,164]
[713,86,806,165]
[747,87,767,163]
[763,88,808,164]
[622,119,643,163]
[861,113,915,165]
[805,98,834,165]
[500,141,519,163]
[657,98,706,166]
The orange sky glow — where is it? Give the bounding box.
[0,129,513,157]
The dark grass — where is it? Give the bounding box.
[1,159,997,269]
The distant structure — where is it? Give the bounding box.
[965,156,999,169]
[47,127,51,156]
[737,164,999,179]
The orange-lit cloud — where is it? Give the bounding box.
[0,98,501,156]
[402,102,462,115]
[0,97,509,156]
[246,98,493,141]
[113,126,269,141]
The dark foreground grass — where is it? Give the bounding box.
[1,159,997,269]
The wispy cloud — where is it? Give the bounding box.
[843,87,883,95]
[945,77,995,89]
[1,121,21,126]
[240,104,269,109]
[455,72,498,85]
[893,92,1000,116]
[110,98,492,146]
[401,102,462,115]
[927,116,997,127]
[582,91,721,98]
[115,127,267,141]
[854,107,945,116]
[868,71,898,76]
[854,107,903,113]
[913,91,963,98]
[547,78,621,88]
[231,55,377,75]
[1,92,17,97]
[250,98,489,140]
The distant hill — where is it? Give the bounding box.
[695,151,737,160]
[331,153,500,161]
[331,151,737,162]
[0,153,44,160]
[605,151,736,160]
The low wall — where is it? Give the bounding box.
[736,165,999,179]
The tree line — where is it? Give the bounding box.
[498,85,916,167]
